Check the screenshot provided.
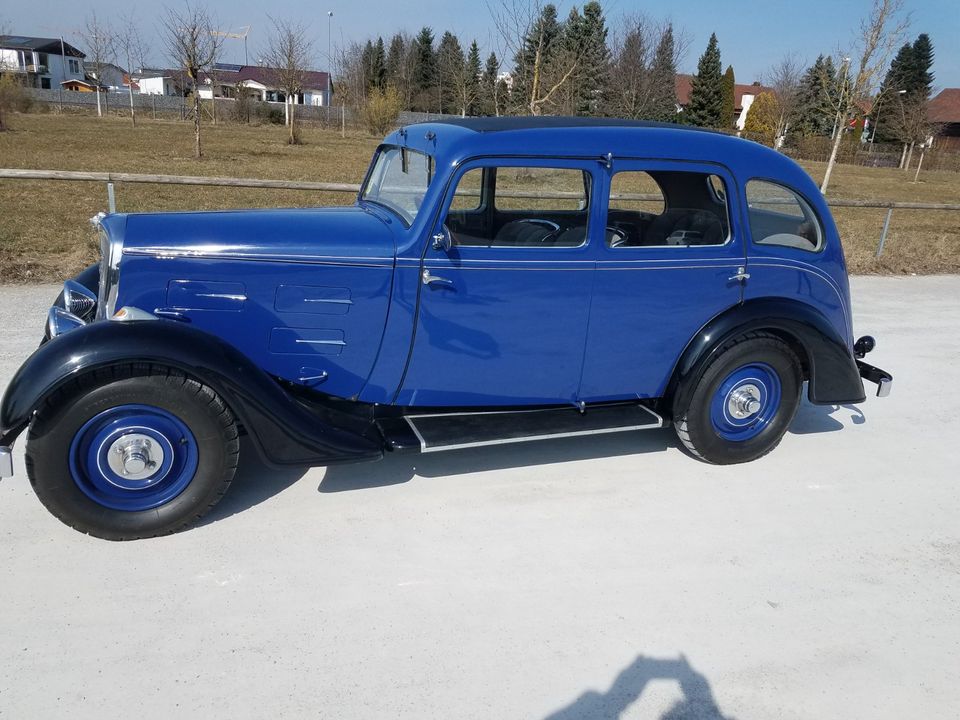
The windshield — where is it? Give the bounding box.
[360,146,434,224]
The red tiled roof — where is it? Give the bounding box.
[928,89,960,123]
[675,74,773,109]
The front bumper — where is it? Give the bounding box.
[0,445,12,479]
[857,360,892,398]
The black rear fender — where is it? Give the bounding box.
[667,298,866,415]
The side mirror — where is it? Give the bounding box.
[432,226,453,252]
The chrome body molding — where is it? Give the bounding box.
[123,247,395,269]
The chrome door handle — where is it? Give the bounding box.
[729,267,750,282]
[422,268,454,287]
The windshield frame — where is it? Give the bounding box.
[359,144,435,226]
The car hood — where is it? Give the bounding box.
[119,205,397,264]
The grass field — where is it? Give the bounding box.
[1,113,958,281]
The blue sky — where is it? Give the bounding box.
[3,0,958,88]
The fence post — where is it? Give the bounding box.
[152,96,157,121]
[58,89,62,113]
[876,208,893,258]
[107,182,116,214]
[341,105,345,138]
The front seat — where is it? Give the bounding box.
[494,219,560,246]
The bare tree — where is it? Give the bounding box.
[608,15,687,121]
[163,2,222,158]
[487,0,580,115]
[80,11,115,118]
[765,53,803,147]
[116,16,149,127]
[263,18,314,144]
[819,0,909,194]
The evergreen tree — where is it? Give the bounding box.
[721,65,736,128]
[513,3,563,114]
[481,51,500,115]
[907,33,934,100]
[386,33,407,84]
[371,37,387,91]
[686,33,724,127]
[647,24,677,122]
[793,55,837,136]
[411,26,435,111]
[360,40,376,92]
[466,40,483,115]
[436,31,465,114]
[576,1,610,115]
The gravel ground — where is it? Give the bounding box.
[0,276,957,719]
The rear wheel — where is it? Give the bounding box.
[673,333,802,464]
[26,365,239,540]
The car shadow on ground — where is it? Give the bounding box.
[318,429,677,493]
[543,653,733,720]
[789,398,866,435]
[196,438,308,527]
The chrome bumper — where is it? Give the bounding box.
[857,360,892,398]
[0,446,12,479]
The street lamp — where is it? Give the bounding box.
[870,88,906,150]
[326,11,333,108]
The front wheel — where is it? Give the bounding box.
[26,365,239,540]
[673,333,802,464]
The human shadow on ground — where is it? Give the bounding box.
[196,438,308,527]
[544,654,733,720]
[318,428,676,493]
[789,397,866,435]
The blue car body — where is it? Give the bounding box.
[1,118,890,475]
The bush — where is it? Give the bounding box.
[360,87,403,136]
[0,74,30,129]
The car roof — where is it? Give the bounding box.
[386,116,821,204]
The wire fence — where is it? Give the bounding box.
[2,167,958,259]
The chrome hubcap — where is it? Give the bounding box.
[106,433,165,481]
[727,384,762,419]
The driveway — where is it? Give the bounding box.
[0,276,957,719]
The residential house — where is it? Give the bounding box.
[928,88,960,149]
[197,63,333,107]
[136,69,189,97]
[0,34,85,89]
[675,74,774,130]
[85,61,138,93]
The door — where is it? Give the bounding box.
[579,160,746,402]
[396,160,600,407]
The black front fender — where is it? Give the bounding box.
[669,298,866,412]
[0,319,383,465]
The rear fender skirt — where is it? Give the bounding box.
[0,320,382,465]
[668,298,866,412]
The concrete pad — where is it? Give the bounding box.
[0,276,957,719]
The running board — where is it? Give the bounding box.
[378,403,664,454]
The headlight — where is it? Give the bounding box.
[96,226,123,320]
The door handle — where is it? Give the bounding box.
[728,267,750,282]
[422,268,454,287]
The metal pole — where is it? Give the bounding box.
[107,181,116,213]
[341,104,345,137]
[876,208,893,258]
[327,11,333,110]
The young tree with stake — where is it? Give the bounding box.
[263,18,314,145]
[81,11,115,119]
[163,2,222,158]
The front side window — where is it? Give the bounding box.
[360,146,434,224]
[606,170,730,247]
[746,180,823,251]
[445,166,591,248]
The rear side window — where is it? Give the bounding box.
[606,170,730,248]
[746,180,823,252]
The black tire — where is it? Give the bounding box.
[26,364,239,540]
[673,332,802,465]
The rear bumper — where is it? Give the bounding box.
[857,360,892,398]
[0,445,12,479]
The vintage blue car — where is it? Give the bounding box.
[0,117,891,539]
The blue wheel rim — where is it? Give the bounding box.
[709,363,782,442]
[68,404,198,511]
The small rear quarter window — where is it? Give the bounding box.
[746,180,823,252]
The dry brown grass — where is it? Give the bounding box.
[0,113,958,281]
